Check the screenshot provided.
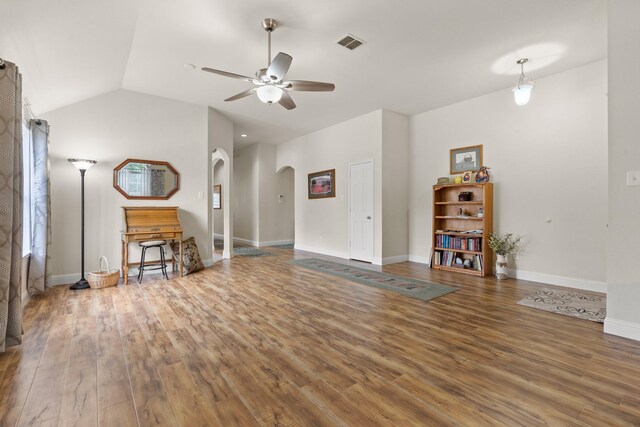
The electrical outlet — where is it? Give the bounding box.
[627,171,640,186]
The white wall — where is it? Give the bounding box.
[409,61,608,289]
[605,0,640,340]
[258,144,294,244]
[43,89,210,280]
[381,111,410,261]
[233,144,259,242]
[277,110,384,260]
[231,143,294,246]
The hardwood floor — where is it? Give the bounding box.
[2,247,640,426]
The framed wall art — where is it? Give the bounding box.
[308,169,335,199]
[450,144,483,174]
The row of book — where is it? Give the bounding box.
[433,250,483,271]
[435,235,482,252]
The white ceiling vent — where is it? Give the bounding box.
[336,34,365,50]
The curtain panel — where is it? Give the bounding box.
[27,119,51,293]
[0,60,24,352]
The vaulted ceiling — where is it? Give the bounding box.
[0,0,606,145]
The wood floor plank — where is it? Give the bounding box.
[158,361,221,426]
[2,247,640,426]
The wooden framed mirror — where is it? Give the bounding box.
[213,185,222,209]
[113,159,180,200]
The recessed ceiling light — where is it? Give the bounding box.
[183,63,196,70]
[241,134,247,138]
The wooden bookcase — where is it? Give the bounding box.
[431,183,493,276]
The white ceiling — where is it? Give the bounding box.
[1,0,606,146]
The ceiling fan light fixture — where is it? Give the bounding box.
[257,85,283,104]
[513,58,535,106]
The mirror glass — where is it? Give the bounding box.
[113,159,180,200]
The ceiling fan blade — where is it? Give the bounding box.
[224,88,257,102]
[202,67,254,83]
[267,52,293,81]
[278,91,296,110]
[284,80,335,92]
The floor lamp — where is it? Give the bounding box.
[68,158,97,290]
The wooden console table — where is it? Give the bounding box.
[120,206,183,284]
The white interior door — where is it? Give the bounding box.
[349,161,374,262]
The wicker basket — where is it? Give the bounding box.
[87,256,120,289]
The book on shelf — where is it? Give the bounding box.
[435,235,482,251]
[434,249,483,271]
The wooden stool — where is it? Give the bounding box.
[138,240,168,283]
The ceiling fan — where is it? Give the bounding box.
[202,18,335,110]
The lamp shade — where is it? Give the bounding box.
[256,85,283,104]
[68,158,97,171]
[513,82,534,106]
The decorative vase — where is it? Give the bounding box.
[496,254,508,280]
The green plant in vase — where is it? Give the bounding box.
[488,233,523,279]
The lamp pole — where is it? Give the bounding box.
[68,158,97,290]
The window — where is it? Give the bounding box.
[21,120,31,256]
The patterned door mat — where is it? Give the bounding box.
[290,258,457,302]
[517,288,606,323]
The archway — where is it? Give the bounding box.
[212,148,233,259]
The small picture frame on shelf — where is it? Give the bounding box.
[450,144,483,174]
[462,171,472,183]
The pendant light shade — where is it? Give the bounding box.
[513,81,534,106]
[513,58,535,106]
[257,85,283,104]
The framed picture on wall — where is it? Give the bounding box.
[450,144,483,174]
[213,185,222,209]
[308,169,336,199]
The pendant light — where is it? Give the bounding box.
[512,58,535,106]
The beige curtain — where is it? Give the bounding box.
[0,60,23,352]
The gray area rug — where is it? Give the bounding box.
[517,288,606,323]
[234,247,273,257]
[269,243,295,249]
[290,258,457,302]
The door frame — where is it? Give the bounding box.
[348,159,374,262]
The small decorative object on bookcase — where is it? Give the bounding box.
[475,166,491,183]
[437,177,450,184]
[454,175,463,184]
[462,171,472,183]
[458,191,472,201]
[477,207,484,218]
[487,232,523,280]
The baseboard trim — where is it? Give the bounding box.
[382,255,409,265]
[508,269,607,293]
[405,255,606,293]
[604,317,640,342]
[233,237,257,246]
[408,255,430,265]
[294,244,349,260]
[49,273,79,286]
[49,258,218,286]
